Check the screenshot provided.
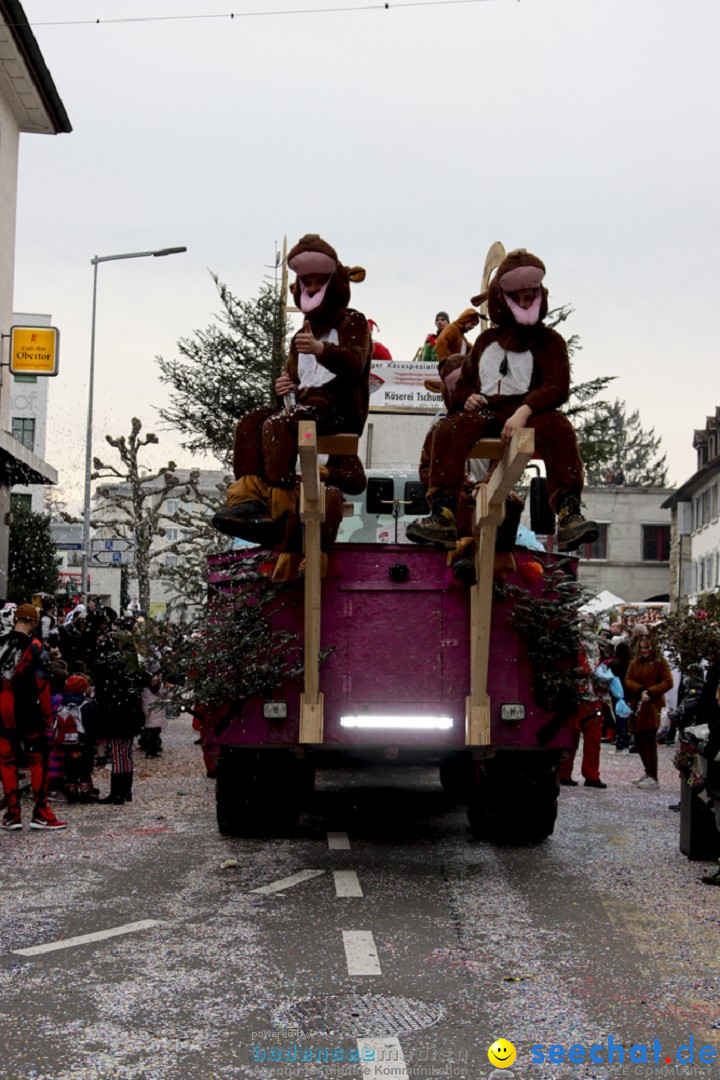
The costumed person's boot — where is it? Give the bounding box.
[556,494,599,551]
[122,772,133,803]
[406,492,458,549]
[98,773,125,804]
[212,475,275,541]
[79,782,99,803]
[701,859,720,886]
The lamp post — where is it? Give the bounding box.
[81,246,187,596]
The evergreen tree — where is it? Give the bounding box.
[548,307,666,485]
[580,400,668,487]
[156,262,289,466]
[8,505,61,603]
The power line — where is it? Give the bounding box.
[19,0,499,30]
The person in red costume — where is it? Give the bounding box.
[0,604,67,830]
[406,248,598,552]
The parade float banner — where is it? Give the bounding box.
[369,359,440,414]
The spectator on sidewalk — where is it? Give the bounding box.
[0,604,67,830]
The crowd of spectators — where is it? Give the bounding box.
[0,594,181,832]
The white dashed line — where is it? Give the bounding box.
[342,930,381,975]
[333,870,363,897]
[327,831,351,850]
[250,869,325,895]
[357,1036,409,1078]
[12,919,160,956]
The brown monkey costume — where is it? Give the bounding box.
[213,234,371,544]
[407,249,598,552]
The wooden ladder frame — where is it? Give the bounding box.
[465,427,535,747]
[297,421,358,744]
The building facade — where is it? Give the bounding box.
[662,408,720,608]
[0,2,71,595]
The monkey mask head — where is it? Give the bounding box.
[472,248,548,328]
[288,234,365,321]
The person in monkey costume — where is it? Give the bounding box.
[407,248,598,552]
[421,355,524,590]
[212,234,371,542]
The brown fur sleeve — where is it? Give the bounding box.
[435,324,461,363]
[316,310,371,377]
[524,327,570,415]
[448,335,484,411]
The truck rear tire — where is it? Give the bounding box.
[439,752,472,803]
[467,755,559,844]
[216,750,310,837]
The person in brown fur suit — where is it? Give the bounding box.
[421,355,524,589]
[213,234,371,543]
[407,248,598,552]
[434,308,480,363]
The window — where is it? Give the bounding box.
[10,493,32,514]
[578,523,608,560]
[165,499,179,515]
[11,417,35,451]
[165,554,178,568]
[165,528,179,542]
[642,524,670,561]
[712,484,719,521]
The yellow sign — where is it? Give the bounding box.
[9,326,59,376]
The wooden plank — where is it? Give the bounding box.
[465,433,532,747]
[478,427,535,518]
[300,693,324,744]
[317,433,359,455]
[466,697,491,746]
[298,420,320,504]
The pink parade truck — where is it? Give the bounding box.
[204,423,578,843]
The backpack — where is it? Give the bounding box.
[54,701,84,745]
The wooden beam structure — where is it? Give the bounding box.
[297,421,358,744]
[466,428,535,747]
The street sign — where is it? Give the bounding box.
[90,538,135,566]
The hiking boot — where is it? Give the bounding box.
[701,861,720,886]
[556,495,599,551]
[584,779,607,789]
[559,777,578,786]
[211,502,276,543]
[452,556,477,587]
[29,806,68,830]
[1,811,22,831]
[406,498,457,549]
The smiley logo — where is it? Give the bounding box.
[488,1039,517,1068]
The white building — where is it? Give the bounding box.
[0,3,71,595]
[662,408,720,607]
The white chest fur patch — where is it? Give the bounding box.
[298,328,339,388]
[478,341,533,397]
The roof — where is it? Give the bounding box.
[661,455,720,509]
[0,429,57,485]
[0,0,71,134]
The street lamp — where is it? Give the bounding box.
[81,246,187,595]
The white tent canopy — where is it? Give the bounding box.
[579,590,626,615]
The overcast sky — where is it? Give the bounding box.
[14,0,720,510]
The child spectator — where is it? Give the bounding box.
[55,674,98,803]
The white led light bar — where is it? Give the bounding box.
[339,715,453,730]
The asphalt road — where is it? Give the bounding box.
[1,716,719,1080]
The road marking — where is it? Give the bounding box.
[334,870,363,897]
[12,919,159,957]
[342,930,381,975]
[357,1037,409,1078]
[250,869,325,895]
[327,831,350,850]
